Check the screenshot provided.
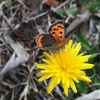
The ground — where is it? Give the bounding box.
[0,0,100,100]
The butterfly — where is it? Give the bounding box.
[36,20,69,50]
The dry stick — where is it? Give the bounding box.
[17,0,30,9]
[1,81,26,88]
[52,0,70,12]
[27,11,49,22]
[27,0,70,21]
[66,10,93,37]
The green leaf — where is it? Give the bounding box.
[55,7,78,18]
[67,90,74,100]
[55,8,65,18]
[96,79,100,88]
[83,0,100,13]
[89,52,100,59]
[74,32,92,51]
[64,7,79,15]
[76,81,88,94]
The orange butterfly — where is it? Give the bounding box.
[36,20,69,50]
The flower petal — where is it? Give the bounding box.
[47,76,58,93]
[35,39,94,96]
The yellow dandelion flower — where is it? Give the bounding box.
[35,40,94,96]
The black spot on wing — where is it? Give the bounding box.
[60,36,62,38]
[52,32,55,34]
[53,28,56,31]
[48,20,64,33]
[59,31,63,34]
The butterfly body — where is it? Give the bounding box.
[36,20,69,50]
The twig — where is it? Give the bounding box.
[26,0,70,21]
[51,0,70,12]
[27,11,49,22]
[0,28,9,31]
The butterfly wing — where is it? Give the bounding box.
[55,38,70,47]
[36,34,56,48]
[43,38,70,51]
[48,20,65,42]
[36,20,69,51]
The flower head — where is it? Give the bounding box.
[35,40,94,96]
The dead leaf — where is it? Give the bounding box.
[44,0,59,7]
[65,10,92,37]
[3,34,29,58]
[0,53,28,75]
[75,89,100,100]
